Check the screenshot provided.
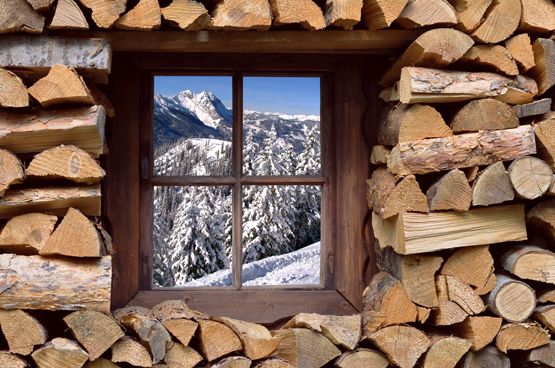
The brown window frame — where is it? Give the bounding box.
[107,53,379,323]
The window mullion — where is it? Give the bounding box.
[232,74,244,290]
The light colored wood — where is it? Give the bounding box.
[519,0,555,33]
[487,274,536,322]
[548,175,555,196]
[473,272,496,296]
[433,275,468,326]
[0,105,105,156]
[388,125,536,176]
[451,99,519,133]
[441,246,494,291]
[28,65,94,108]
[163,319,198,346]
[335,348,389,368]
[161,0,209,30]
[416,306,430,323]
[460,45,519,76]
[27,145,105,185]
[254,358,292,368]
[0,68,29,108]
[379,28,473,87]
[27,0,55,12]
[378,103,452,145]
[530,38,555,96]
[526,341,555,367]
[49,0,89,30]
[461,346,510,368]
[373,204,527,255]
[32,338,88,368]
[212,0,272,30]
[64,310,123,361]
[210,356,251,368]
[361,0,408,30]
[0,185,101,219]
[538,289,555,304]
[527,199,555,241]
[427,169,472,211]
[514,98,552,118]
[422,336,471,368]
[0,213,57,255]
[115,0,161,30]
[325,0,362,30]
[149,299,207,322]
[0,0,44,33]
[449,0,492,32]
[399,67,538,105]
[84,358,120,368]
[501,246,555,285]
[534,305,555,333]
[445,275,486,315]
[78,0,126,28]
[269,0,326,31]
[508,156,553,200]
[534,116,555,169]
[273,328,341,368]
[198,320,242,362]
[369,325,429,368]
[0,352,28,368]
[165,343,203,368]
[370,146,390,165]
[396,0,456,29]
[457,316,502,351]
[472,162,514,206]
[111,337,152,368]
[505,33,536,73]
[215,316,279,359]
[496,322,550,353]
[471,0,520,43]
[379,85,399,102]
[0,149,25,198]
[0,310,46,355]
[0,254,111,311]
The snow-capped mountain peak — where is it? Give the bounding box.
[172,90,232,128]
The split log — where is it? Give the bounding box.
[28,65,94,108]
[460,45,519,76]
[32,338,88,368]
[78,0,126,28]
[487,274,536,322]
[527,199,555,241]
[0,68,29,108]
[198,320,242,362]
[530,38,555,96]
[388,125,536,176]
[464,166,479,182]
[269,0,326,31]
[461,346,510,368]
[426,169,472,211]
[508,156,553,200]
[64,311,123,361]
[162,319,198,346]
[441,246,494,292]
[417,306,431,323]
[111,337,152,368]
[27,0,55,12]
[395,0,457,29]
[422,336,471,368]
[0,254,111,311]
[519,0,555,33]
[539,289,555,303]
[534,305,555,332]
[165,343,203,368]
[473,273,496,296]
[399,67,538,105]
[361,0,408,30]
[115,0,161,30]
[450,0,491,33]
[472,162,514,207]
[368,325,429,368]
[373,204,527,255]
[0,213,57,254]
[534,117,555,169]
[0,149,25,197]
[433,275,468,326]
[161,0,210,30]
[501,246,555,285]
[378,103,452,145]
[0,310,47,355]
[335,348,389,368]
[367,168,429,219]
[254,358,292,368]
[471,0,521,44]
[450,99,519,134]
[515,98,552,118]
[0,0,45,33]
[379,28,474,87]
[149,299,207,322]
[84,359,120,368]
[273,328,341,368]
[210,357,251,368]
[526,341,555,368]
[457,316,502,351]
[49,0,89,30]
[505,33,536,73]
[0,353,28,368]
[27,145,105,185]
[496,322,550,353]
[370,145,390,165]
[212,0,272,30]
[0,185,101,219]
[445,275,486,315]
[325,0,362,30]
[549,176,555,196]
[215,316,279,359]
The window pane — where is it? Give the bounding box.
[152,186,233,287]
[242,185,321,286]
[243,77,321,176]
[153,76,233,176]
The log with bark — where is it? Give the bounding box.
[441,245,495,294]
[161,0,211,30]
[0,0,45,33]
[272,328,341,368]
[530,38,555,96]
[487,274,537,322]
[368,325,429,368]
[508,156,553,200]
[459,45,519,76]
[212,0,272,30]
[269,0,326,31]
[501,246,555,285]
[450,99,519,133]
[32,338,89,368]
[198,320,242,362]
[449,0,491,33]
[514,98,552,118]
[0,149,25,197]
[496,322,550,353]
[115,0,161,30]
[361,0,408,30]
[77,0,127,28]
[395,0,457,29]
[527,199,555,241]
[49,0,89,30]
[534,116,555,169]
[325,0,363,30]
[519,0,555,34]
[0,213,57,255]
[422,336,471,368]
[372,204,527,255]
[472,162,515,207]
[461,346,510,368]
[335,348,389,368]
[505,33,536,73]
[457,316,502,351]
[426,169,472,211]
[0,68,29,108]
[28,65,94,108]
[215,316,279,359]
[111,337,153,367]
[471,0,521,44]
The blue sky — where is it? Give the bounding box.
[154,76,320,115]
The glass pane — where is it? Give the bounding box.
[243,77,321,176]
[153,76,233,176]
[242,185,321,286]
[152,186,233,287]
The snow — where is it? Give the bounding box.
[244,110,320,122]
[175,90,232,128]
[182,242,321,287]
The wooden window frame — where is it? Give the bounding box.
[107,53,380,323]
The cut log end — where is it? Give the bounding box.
[508,156,553,200]
[495,322,550,353]
[0,68,29,107]
[0,149,25,198]
[487,274,537,322]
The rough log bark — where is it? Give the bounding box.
[0,310,47,355]
[335,348,389,368]
[0,68,29,108]
[496,322,550,353]
[426,169,472,211]
[487,274,536,322]
[77,0,127,28]
[530,38,555,96]
[508,156,553,200]
[269,0,326,31]
[272,328,341,368]
[115,0,161,30]
[449,0,491,33]
[0,149,25,198]
[0,213,57,254]
[472,162,514,206]
[501,246,555,285]
[527,199,555,241]
[212,0,272,30]
[422,336,471,368]
[441,245,494,292]
[361,0,408,30]
[370,145,390,165]
[198,320,242,362]
[31,338,89,368]
[373,204,527,255]
[325,0,363,30]
[162,319,198,346]
[0,185,101,219]
[215,316,279,359]
[28,65,94,108]
[49,0,89,30]
[519,0,555,33]
[471,0,521,44]
[395,0,457,29]
[0,0,45,33]
[450,99,519,133]
[368,325,429,368]
[399,67,538,104]
[525,341,555,367]
[432,275,469,326]
[505,33,536,73]
[514,98,552,118]
[457,316,502,351]
[534,116,555,169]
[161,0,210,30]
[111,337,152,367]
[459,45,519,76]
[165,343,203,368]
[461,346,510,368]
